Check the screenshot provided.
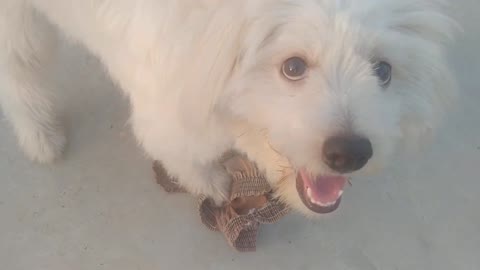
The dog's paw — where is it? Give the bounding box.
[182,165,230,206]
[206,169,231,206]
[17,125,66,164]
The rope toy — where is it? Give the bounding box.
[153,151,290,252]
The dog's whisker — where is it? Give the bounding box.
[266,141,284,157]
[236,129,250,138]
[259,128,268,136]
[278,172,295,185]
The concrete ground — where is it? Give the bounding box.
[1,1,479,270]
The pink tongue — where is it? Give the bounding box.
[300,170,346,204]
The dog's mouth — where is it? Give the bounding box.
[295,169,346,214]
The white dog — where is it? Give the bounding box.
[0,0,457,216]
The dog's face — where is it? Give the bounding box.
[218,0,457,215]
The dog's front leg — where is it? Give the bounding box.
[158,154,231,206]
[234,130,292,187]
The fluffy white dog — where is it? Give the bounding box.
[0,0,457,215]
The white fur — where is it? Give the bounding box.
[0,0,457,214]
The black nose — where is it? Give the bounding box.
[322,135,373,173]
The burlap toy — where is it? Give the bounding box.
[152,152,290,252]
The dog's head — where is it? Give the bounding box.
[190,0,458,215]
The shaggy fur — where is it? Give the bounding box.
[0,0,457,215]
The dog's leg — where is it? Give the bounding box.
[161,157,231,205]
[234,130,292,186]
[132,106,233,204]
[0,2,65,163]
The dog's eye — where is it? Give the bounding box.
[373,61,392,87]
[282,57,307,81]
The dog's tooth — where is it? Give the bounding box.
[338,190,344,197]
[314,200,336,207]
[323,201,333,207]
[307,187,312,198]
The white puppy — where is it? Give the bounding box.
[0,0,457,215]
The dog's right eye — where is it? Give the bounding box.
[282,57,307,81]
[373,61,392,87]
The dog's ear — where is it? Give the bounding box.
[175,5,247,133]
[396,1,460,145]
[392,1,460,44]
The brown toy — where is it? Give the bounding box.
[153,151,290,252]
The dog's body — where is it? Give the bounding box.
[0,0,457,215]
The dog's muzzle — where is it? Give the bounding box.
[295,135,373,214]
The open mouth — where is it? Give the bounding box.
[296,169,347,214]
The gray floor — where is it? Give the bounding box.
[1,1,479,270]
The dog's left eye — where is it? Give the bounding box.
[282,57,307,81]
[373,61,392,87]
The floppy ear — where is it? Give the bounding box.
[176,5,247,132]
[394,1,460,143]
